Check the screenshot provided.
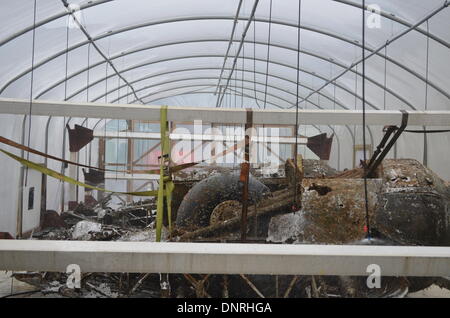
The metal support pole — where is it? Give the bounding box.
[240,109,253,241]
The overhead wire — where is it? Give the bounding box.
[24,0,38,186]
[259,0,273,173]
[86,43,91,167]
[263,0,273,110]
[242,20,245,109]
[423,20,430,166]
[293,0,302,210]
[362,0,371,239]
[233,42,238,108]
[252,17,263,109]
[383,44,388,111]
[59,13,71,211]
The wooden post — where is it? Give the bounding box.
[98,138,105,202]
[126,120,133,203]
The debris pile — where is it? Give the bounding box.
[8,160,450,298]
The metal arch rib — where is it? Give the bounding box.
[290,1,450,109]
[91,67,356,110]
[131,81,331,111]
[37,45,374,103]
[105,76,349,110]
[57,50,402,111]
[38,47,405,111]
[141,83,373,151]
[128,83,298,109]
[134,84,296,108]
[144,88,262,105]
[143,88,351,171]
[0,0,112,47]
[2,16,448,101]
[331,0,450,49]
[2,0,446,51]
[112,75,379,162]
[144,87,338,158]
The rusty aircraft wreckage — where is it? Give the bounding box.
[7,119,450,298]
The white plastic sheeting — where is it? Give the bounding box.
[0,0,449,237]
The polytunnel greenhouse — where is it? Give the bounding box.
[0,0,449,300]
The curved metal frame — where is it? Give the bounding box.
[143,88,349,169]
[132,83,302,108]
[142,84,368,151]
[289,2,449,108]
[40,47,385,109]
[69,50,406,110]
[2,0,446,49]
[113,77,326,106]
[93,88,342,171]
[8,1,445,193]
[2,15,448,102]
[43,46,411,111]
[331,0,449,49]
[0,0,112,47]
[90,88,353,171]
[99,69,354,110]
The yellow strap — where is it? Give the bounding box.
[156,106,173,242]
[0,148,160,197]
[0,134,197,176]
[155,168,165,241]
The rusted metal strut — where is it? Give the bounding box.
[240,108,253,241]
[365,111,408,178]
[66,124,93,152]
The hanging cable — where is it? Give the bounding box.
[266,0,275,170]
[233,43,238,108]
[331,63,341,171]
[242,30,245,108]
[85,43,91,179]
[258,0,273,174]
[86,43,91,102]
[292,0,302,211]
[252,18,262,108]
[354,53,358,141]
[383,44,388,110]
[59,14,71,212]
[63,20,70,103]
[263,0,273,110]
[362,0,371,239]
[24,0,38,187]
[423,20,430,166]
[116,76,120,181]
[103,53,109,175]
